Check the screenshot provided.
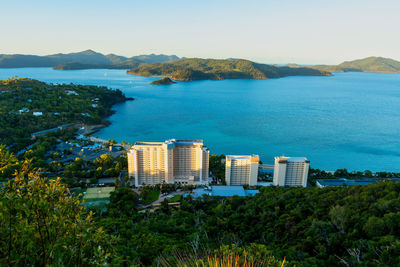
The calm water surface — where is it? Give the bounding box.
[1,68,400,172]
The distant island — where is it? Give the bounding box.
[1,50,400,76]
[127,58,331,81]
[309,57,400,73]
[0,49,180,69]
[150,77,176,85]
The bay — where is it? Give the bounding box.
[1,68,400,172]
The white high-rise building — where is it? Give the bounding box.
[273,156,309,187]
[127,139,209,186]
[225,155,259,186]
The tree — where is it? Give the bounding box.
[161,198,170,214]
[334,168,349,177]
[0,161,115,266]
[0,145,19,179]
[364,170,373,178]
[363,216,386,237]
[329,205,349,233]
[94,154,114,168]
[107,187,138,217]
[209,154,225,184]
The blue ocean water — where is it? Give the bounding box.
[1,68,400,172]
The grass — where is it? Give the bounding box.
[168,194,182,202]
[159,249,287,267]
[141,189,160,204]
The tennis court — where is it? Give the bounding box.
[83,186,115,200]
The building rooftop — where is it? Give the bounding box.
[132,139,206,149]
[191,186,259,198]
[316,178,399,187]
[226,155,259,160]
[275,156,309,163]
[134,142,164,146]
[212,186,246,197]
[287,157,308,162]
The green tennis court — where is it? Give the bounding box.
[83,186,115,200]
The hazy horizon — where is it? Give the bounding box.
[1,0,399,64]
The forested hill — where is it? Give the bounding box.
[127,58,331,81]
[0,50,180,69]
[310,56,400,73]
[0,77,130,149]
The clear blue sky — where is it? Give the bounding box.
[1,0,399,64]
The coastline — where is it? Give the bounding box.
[85,97,134,142]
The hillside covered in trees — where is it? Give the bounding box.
[0,50,179,69]
[310,56,400,73]
[1,148,399,266]
[0,77,130,149]
[97,182,400,266]
[127,58,332,81]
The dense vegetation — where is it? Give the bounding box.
[0,161,115,266]
[127,58,331,81]
[1,144,400,266]
[150,77,176,85]
[99,181,400,266]
[0,49,180,69]
[310,56,400,73]
[0,77,128,149]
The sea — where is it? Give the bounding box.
[1,68,400,172]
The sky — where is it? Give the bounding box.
[0,0,399,64]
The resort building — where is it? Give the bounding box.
[127,139,209,187]
[273,156,309,187]
[191,186,259,198]
[225,155,259,186]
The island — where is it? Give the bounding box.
[309,56,400,73]
[127,58,332,81]
[150,77,176,85]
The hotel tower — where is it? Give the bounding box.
[127,139,209,186]
[273,156,309,187]
[225,155,259,186]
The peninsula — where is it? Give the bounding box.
[0,77,132,149]
[127,58,331,81]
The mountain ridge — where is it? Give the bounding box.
[0,50,180,69]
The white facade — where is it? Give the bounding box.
[128,139,209,187]
[273,156,309,187]
[225,155,259,186]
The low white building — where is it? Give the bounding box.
[66,90,79,96]
[19,107,30,114]
[33,112,43,116]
